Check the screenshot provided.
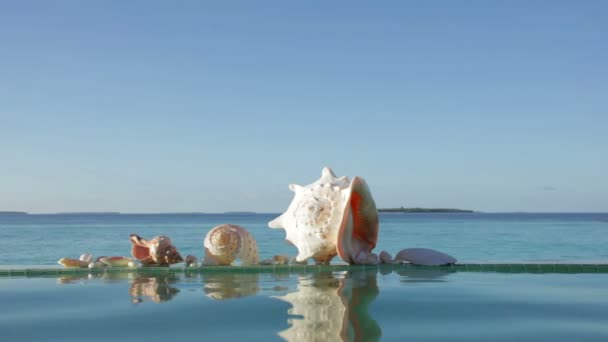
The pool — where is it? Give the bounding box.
[2,265,608,341]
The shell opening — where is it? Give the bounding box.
[130,234,151,260]
[336,177,379,264]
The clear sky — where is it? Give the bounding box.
[1,1,606,213]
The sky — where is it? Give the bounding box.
[0,1,607,213]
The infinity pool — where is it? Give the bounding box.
[2,267,608,341]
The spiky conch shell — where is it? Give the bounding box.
[203,224,259,266]
[269,167,379,265]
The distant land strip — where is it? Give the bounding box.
[378,207,474,213]
[2,209,474,215]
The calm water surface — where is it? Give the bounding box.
[1,270,608,341]
[2,213,608,341]
[1,213,607,265]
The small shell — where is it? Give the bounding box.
[88,261,105,268]
[379,251,393,264]
[393,248,457,266]
[98,256,134,267]
[260,255,291,265]
[272,255,290,265]
[79,253,93,263]
[58,258,89,268]
[184,255,198,267]
[203,224,259,266]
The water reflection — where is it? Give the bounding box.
[54,267,453,341]
[57,271,134,284]
[395,268,451,283]
[274,269,381,342]
[202,273,260,300]
[129,275,180,303]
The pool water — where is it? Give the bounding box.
[2,269,608,341]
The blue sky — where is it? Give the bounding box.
[1,1,606,213]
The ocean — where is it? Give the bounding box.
[1,212,607,265]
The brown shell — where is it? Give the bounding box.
[129,234,183,266]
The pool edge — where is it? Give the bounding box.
[2,263,608,277]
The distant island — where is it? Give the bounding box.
[55,212,122,215]
[378,207,474,213]
[0,211,28,215]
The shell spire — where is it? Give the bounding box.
[268,215,283,229]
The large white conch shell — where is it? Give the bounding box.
[269,167,379,265]
[203,224,259,266]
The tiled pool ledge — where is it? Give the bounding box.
[2,263,608,277]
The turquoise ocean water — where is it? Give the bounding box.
[0,213,607,265]
[2,213,608,341]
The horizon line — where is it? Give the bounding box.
[2,210,608,215]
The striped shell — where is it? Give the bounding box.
[203,224,259,266]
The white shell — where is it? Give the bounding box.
[98,256,134,267]
[269,167,379,265]
[269,167,351,264]
[203,224,259,266]
[393,248,457,266]
[79,253,93,263]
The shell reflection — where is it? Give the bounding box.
[202,273,260,300]
[129,275,180,303]
[274,269,381,342]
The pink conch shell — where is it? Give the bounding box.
[129,234,183,266]
[269,167,379,265]
[202,224,259,266]
[336,176,379,265]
